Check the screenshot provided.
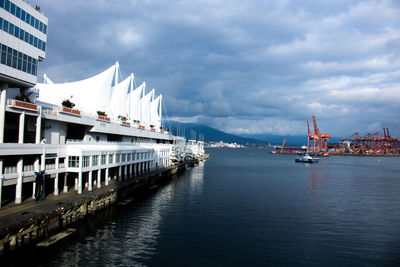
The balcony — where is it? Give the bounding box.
[60,106,81,116]
[8,99,39,112]
[97,115,110,122]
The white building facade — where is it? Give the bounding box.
[0,1,185,208]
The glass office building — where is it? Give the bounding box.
[0,0,47,88]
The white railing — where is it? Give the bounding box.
[4,166,17,174]
[45,163,56,170]
[23,165,35,172]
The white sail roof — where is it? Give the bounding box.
[150,94,162,130]
[43,74,53,84]
[140,89,154,126]
[109,74,132,119]
[129,82,145,122]
[35,63,117,115]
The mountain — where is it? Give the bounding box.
[164,121,266,145]
[163,121,341,146]
[240,134,307,145]
[241,134,341,145]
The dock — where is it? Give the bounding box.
[0,156,208,257]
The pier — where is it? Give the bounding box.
[0,155,208,257]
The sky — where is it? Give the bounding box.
[34,0,400,138]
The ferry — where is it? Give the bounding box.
[295,154,320,163]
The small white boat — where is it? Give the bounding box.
[295,154,319,163]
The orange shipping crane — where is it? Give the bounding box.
[280,138,287,154]
[312,115,331,154]
[307,119,320,154]
[340,128,399,155]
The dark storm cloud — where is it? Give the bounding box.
[34,0,400,137]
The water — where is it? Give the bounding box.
[38,149,400,266]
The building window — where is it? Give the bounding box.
[0,16,47,51]
[0,43,38,75]
[127,153,131,161]
[101,155,106,165]
[121,153,126,162]
[0,1,48,35]
[59,158,66,168]
[92,155,98,166]
[68,156,79,168]
[108,154,113,164]
[82,156,89,167]
[116,154,120,163]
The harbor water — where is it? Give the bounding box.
[35,149,400,265]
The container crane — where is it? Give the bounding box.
[307,120,319,154]
[312,115,331,155]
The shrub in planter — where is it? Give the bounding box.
[62,99,75,108]
[97,110,107,117]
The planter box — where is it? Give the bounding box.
[61,106,81,116]
[97,115,110,122]
[138,125,145,129]
[151,128,156,131]
[10,99,38,112]
[121,121,131,127]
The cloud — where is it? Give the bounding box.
[36,0,400,138]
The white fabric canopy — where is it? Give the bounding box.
[129,82,145,122]
[109,74,132,119]
[43,74,53,84]
[35,64,117,115]
[150,94,162,129]
[140,89,154,126]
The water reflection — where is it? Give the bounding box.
[306,165,328,193]
[188,162,205,196]
[48,164,205,266]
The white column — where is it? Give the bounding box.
[41,148,46,171]
[78,156,82,194]
[105,168,109,186]
[32,157,39,199]
[97,169,101,188]
[18,112,25,144]
[129,164,133,179]
[63,173,68,192]
[0,88,6,143]
[78,172,82,194]
[54,157,59,195]
[88,171,93,191]
[118,166,122,181]
[54,173,59,195]
[35,107,42,144]
[124,165,127,180]
[15,158,23,204]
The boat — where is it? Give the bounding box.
[295,154,320,163]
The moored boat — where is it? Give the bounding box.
[295,154,320,163]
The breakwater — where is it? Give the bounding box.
[0,155,209,258]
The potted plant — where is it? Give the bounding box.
[118,115,130,126]
[150,124,156,131]
[96,111,110,121]
[118,115,127,121]
[60,99,80,115]
[97,110,107,117]
[62,99,75,108]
